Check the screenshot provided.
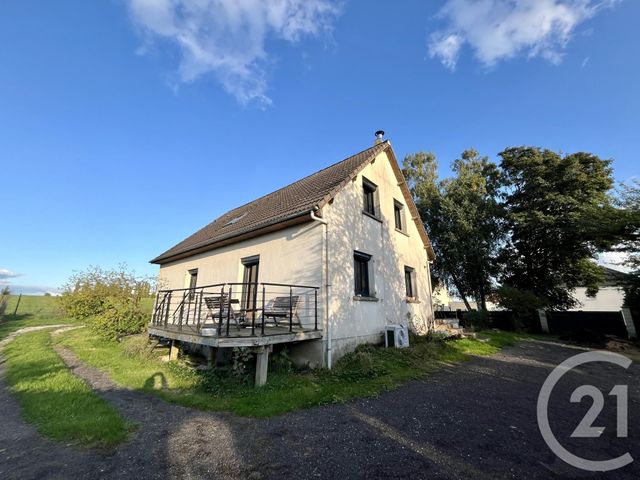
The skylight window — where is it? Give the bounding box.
[224,212,247,227]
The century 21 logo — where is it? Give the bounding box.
[537,351,633,472]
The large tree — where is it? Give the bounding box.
[615,180,640,311]
[403,150,503,310]
[498,147,620,309]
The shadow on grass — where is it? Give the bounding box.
[144,372,169,391]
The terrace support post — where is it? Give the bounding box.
[621,308,637,340]
[169,340,180,361]
[538,309,550,334]
[206,346,216,368]
[253,345,272,387]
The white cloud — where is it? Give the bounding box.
[0,269,20,279]
[126,0,340,105]
[428,0,618,71]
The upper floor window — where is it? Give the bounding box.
[362,178,378,217]
[394,200,404,231]
[354,251,372,297]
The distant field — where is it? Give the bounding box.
[0,295,75,340]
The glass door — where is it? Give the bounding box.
[241,256,259,319]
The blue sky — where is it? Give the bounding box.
[1,0,638,294]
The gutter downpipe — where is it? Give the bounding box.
[310,208,332,369]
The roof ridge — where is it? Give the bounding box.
[218,141,389,216]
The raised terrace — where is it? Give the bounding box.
[149,282,323,385]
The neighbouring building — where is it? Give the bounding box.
[570,266,629,312]
[149,132,436,376]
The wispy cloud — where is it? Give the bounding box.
[428,0,618,71]
[5,284,61,296]
[126,0,341,105]
[0,269,20,279]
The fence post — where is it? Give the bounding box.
[538,309,550,333]
[13,294,22,316]
[620,308,637,340]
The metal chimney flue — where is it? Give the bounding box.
[374,130,385,145]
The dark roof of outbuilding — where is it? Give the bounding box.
[151,141,434,264]
[600,266,630,287]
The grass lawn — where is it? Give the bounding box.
[57,328,529,417]
[2,330,131,447]
[0,295,79,340]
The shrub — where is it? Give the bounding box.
[59,265,153,339]
[87,297,148,340]
[495,286,546,330]
[270,347,294,374]
[0,286,10,316]
[231,347,254,382]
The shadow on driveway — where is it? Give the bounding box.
[1,338,638,479]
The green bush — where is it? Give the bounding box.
[0,287,10,316]
[87,297,148,340]
[495,285,546,330]
[59,265,153,339]
[270,347,294,374]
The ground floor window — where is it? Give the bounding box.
[354,251,372,296]
[404,266,415,299]
[188,268,198,299]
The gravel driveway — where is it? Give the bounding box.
[1,338,638,479]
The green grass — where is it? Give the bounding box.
[58,328,531,418]
[2,330,131,447]
[0,295,79,340]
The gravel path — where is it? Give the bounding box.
[1,337,638,479]
[0,325,71,349]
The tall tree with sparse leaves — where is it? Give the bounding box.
[403,150,504,310]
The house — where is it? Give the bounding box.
[149,132,436,381]
[570,266,629,312]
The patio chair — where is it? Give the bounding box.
[263,295,302,328]
[203,294,242,330]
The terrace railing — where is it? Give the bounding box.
[151,282,319,337]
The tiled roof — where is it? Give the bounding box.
[151,142,391,264]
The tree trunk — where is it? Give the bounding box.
[451,272,473,311]
[479,282,488,312]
